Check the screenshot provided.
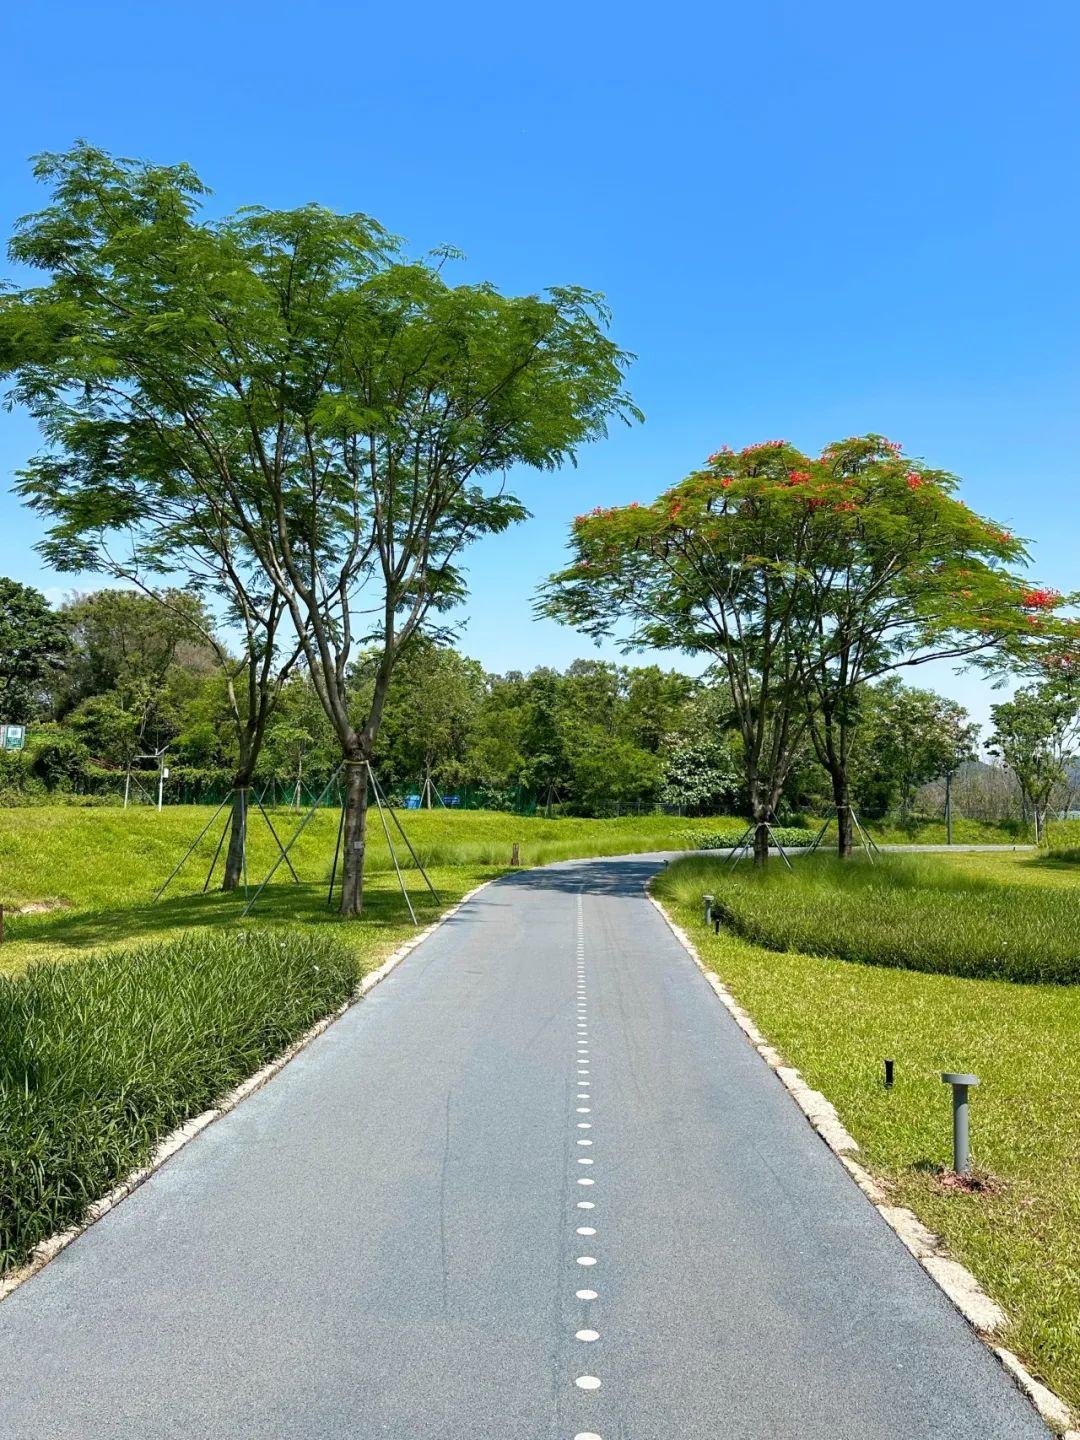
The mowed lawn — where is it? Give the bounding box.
[0,805,707,973]
[654,850,1080,1414]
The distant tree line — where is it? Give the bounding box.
[7,577,1075,827]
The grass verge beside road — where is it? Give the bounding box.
[0,806,706,973]
[653,851,1080,1413]
[0,929,364,1274]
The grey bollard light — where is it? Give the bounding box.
[703,894,714,925]
[941,1073,979,1174]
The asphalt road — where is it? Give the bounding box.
[0,855,1048,1439]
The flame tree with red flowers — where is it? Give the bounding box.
[541,434,1072,862]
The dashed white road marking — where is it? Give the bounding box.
[572,894,603,1413]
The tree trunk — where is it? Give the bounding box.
[753,820,770,867]
[945,771,953,846]
[221,783,250,891]
[832,770,854,859]
[338,761,370,917]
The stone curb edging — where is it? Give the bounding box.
[0,877,496,1309]
[646,889,1076,1438]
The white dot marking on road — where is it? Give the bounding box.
[576,1226,596,1235]
[577,1177,594,1185]
[574,1432,602,1439]
[575,1376,601,1390]
[576,1329,600,1342]
[577,1200,595,1209]
[577,1122,592,1128]
[576,1288,598,1300]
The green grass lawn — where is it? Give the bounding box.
[654,850,1080,1414]
[0,805,709,973]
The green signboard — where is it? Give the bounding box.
[1,725,26,751]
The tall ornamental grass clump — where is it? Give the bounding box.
[656,855,1080,984]
[0,931,360,1273]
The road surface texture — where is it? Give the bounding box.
[0,856,1048,1439]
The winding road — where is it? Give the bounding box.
[0,856,1048,1438]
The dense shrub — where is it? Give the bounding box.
[683,825,816,850]
[0,930,361,1273]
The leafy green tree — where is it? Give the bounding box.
[359,640,486,802]
[660,686,743,814]
[850,678,979,823]
[462,672,530,800]
[50,589,215,797]
[0,578,69,723]
[2,144,638,914]
[988,685,1080,841]
[259,674,339,805]
[564,729,661,813]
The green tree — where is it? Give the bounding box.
[850,678,979,824]
[0,578,69,723]
[360,640,486,802]
[988,685,1080,841]
[660,686,743,815]
[2,144,638,914]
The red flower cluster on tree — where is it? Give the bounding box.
[707,445,734,462]
[741,439,786,455]
[786,469,811,486]
[906,473,922,489]
[1021,587,1060,610]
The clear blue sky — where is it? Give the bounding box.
[3,0,1078,734]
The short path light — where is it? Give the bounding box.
[703,894,714,925]
[884,1058,894,1089]
[941,1072,979,1175]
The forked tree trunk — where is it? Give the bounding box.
[752,820,770,867]
[221,779,252,891]
[338,759,371,917]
